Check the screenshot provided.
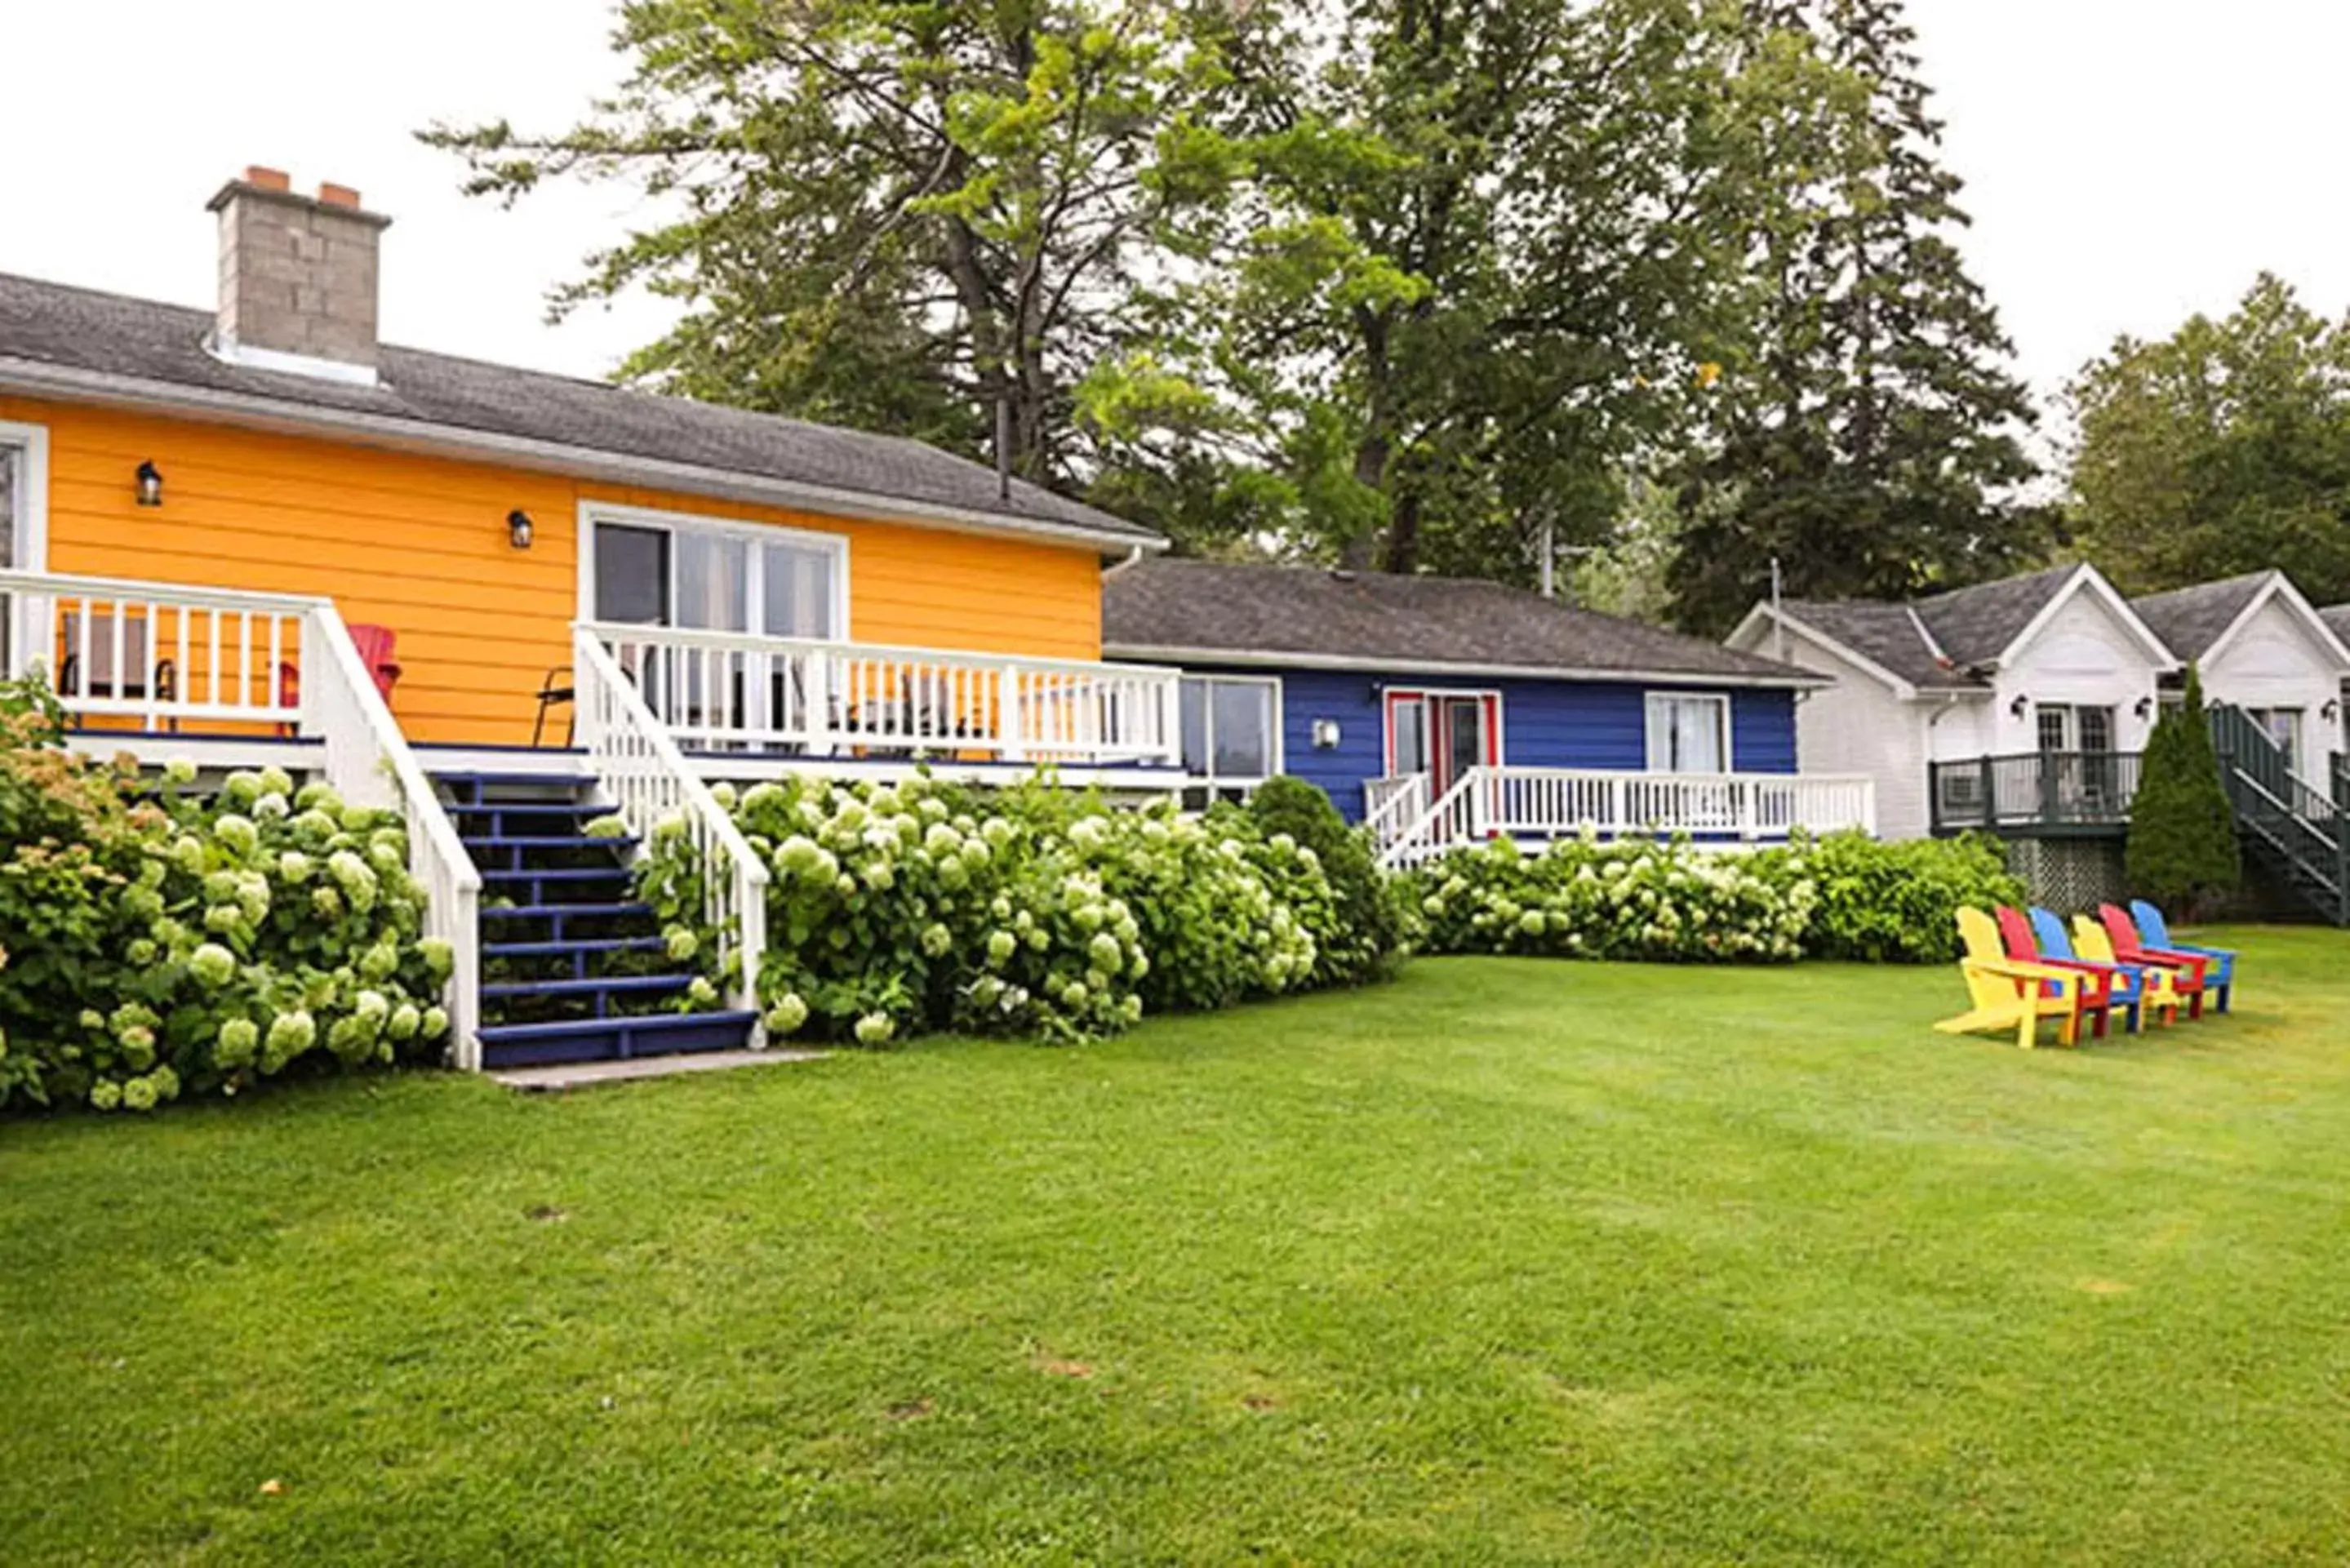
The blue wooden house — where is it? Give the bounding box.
[1104,561,1872,865]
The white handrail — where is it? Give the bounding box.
[303,599,485,1066]
[573,625,771,1028]
[1379,769,1484,870]
[1363,773,1432,851]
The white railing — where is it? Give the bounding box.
[584,620,1183,768]
[1363,773,1432,853]
[0,568,306,730]
[0,570,483,1064]
[1380,771,1482,870]
[1376,766,1878,869]
[574,626,771,1027]
[304,598,484,1067]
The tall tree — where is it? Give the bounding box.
[422,1,1246,492]
[2067,273,2350,604]
[2126,665,2241,912]
[1091,0,1807,571]
[1666,0,2044,636]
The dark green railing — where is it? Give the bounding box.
[1929,751,2143,836]
[2210,704,2348,925]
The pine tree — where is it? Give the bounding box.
[1666,0,2047,634]
[2126,666,2241,910]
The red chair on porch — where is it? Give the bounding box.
[276,624,402,733]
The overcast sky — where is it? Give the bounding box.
[6,1,2346,407]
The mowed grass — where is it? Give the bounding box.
[4,929,2349,1564]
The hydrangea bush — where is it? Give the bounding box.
[1,691,451,1114]
[640,772,1397,1047]
[1415,829,2024,966]
[1415,833,1815,963]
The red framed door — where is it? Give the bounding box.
[1384,689,1500,794]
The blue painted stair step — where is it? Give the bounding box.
[433,768,757,1070]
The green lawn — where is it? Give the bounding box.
[5,929,2348,1564]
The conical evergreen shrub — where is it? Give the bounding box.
[2126,665,2241,909]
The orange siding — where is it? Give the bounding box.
[2,396,1108,745]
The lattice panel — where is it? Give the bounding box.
[2006,839,2127,915]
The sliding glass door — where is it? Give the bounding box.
[589,509,846,742]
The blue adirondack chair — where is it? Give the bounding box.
[2028,907,2157,1033]
[2129,901,2236,1014]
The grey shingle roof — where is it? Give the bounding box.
[1775,565,2091,690]
[2324,604,2350,644]
[1104,560,1818,684]
[1912,564,2086,667]
[0,271,1158,547]
[1775,598,1979,691]
[2130,571,2277,661]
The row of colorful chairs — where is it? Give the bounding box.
[1937,901,2238,1050]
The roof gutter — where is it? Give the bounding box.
[0,354,1170,558]
[1103,642,1833,691]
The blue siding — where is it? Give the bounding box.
[1183,663,1801,822]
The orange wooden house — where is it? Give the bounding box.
[0,167,1178,1073]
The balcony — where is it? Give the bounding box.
[1930,752,2144,837]
[584,622,1184,777]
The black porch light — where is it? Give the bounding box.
[135,460,164,507]
[2009,695,2028,718]
[507,509,535,550]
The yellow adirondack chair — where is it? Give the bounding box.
[2071,916,2183,1027]
[1935,908,2085,1049]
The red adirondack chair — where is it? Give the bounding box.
[275,623,402,733]
[1995,905,2113,1040]
[2096,904,2208,1020]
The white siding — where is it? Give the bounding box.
[1978,589,2163,759]
[1744,623,1938,841]
[2198,596,2349,781]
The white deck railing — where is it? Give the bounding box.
[1375,766,1879,869]
[1363,772,1430,849]
[0,568,307,730]
[584,621,1183,769]
[0,569,483,1061]
[574,626,771,1027]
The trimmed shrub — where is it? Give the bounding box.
[1761,832,2023,964]
[2127,665,2240,909]
[1,683,452,1113]
[1246,775,1416,986]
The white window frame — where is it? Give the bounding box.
[2248,705,2306,775]
[1180,673,1284,796]
[1644,691,1732,774]
[0,419,50,572]
[0,420,50,677]
[575,500,851,639]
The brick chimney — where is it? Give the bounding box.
[207,166,391,384]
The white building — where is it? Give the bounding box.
[1726,565,2177,842]
[1726,564,2350,844]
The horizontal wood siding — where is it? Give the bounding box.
[1184,664,1801,822]
[3,397,1105,744]
[1730,690,1800,774]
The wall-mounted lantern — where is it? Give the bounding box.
[506,509,535,550]
[2008,695,2029,718]
[1311,718,1342,750]
[135,461,164,507]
